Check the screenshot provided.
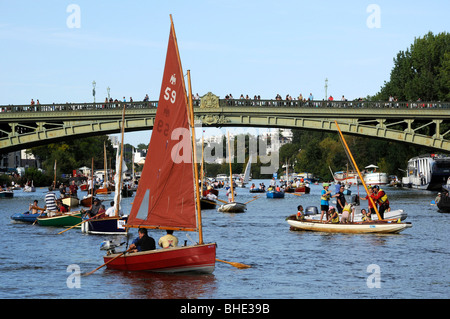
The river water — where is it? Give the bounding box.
[0,180,448,301]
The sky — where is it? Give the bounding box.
[0,0,448,147]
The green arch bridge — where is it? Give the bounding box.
[1,92,449,153]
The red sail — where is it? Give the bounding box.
[127,23,197,230]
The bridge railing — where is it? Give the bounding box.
[0,99,448,113]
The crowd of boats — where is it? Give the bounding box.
[4,17,449,276]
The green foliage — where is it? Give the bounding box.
[375,31,450,101]
[288,128,438,181]
[20,167,53,186]
[29,136,116,180]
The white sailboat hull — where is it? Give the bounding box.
[217,202,246,213]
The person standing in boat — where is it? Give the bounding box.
[69,180,78,197]
[360,187,377,219]
[320,183,337,222]
[129,228,156,252]
[45,186,58,216]
[158,230,178,248]
[373,186,390,219]
[226,188,236,202]
[335,185,347,215]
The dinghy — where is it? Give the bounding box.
[101,17,216,273]
[287,217,412,234]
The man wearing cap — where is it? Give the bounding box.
[320,183,332,222]
[85,198,102,218]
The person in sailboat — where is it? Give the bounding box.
[340,203,353,224]
[129,228,156,253]
[84,198,101,218]
[335,185,347,215]
[158,230,178,248]
[205,191,217,201]
[104,201,120,217]
[226,188,236,202]
[326,206,339,224]
[361,208,371,221]
[319,183,339,222]
[373,186,390,219]
[360,187,377,219]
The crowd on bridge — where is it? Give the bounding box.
[0,93,447,113]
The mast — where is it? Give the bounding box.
[53,159,57,188]
[103,142,107,187]
[187,70,203,244]
[114,104,126,217]
[91,157,94,206]
[227,131,235,202]
[334,120,382,220]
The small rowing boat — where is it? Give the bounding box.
[266,190,285,198]
[37,211,83,227]
[11,211,45,223]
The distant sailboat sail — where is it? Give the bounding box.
[126,18,197,232]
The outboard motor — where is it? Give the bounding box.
[100,240,125,255]
[351,194,360,205]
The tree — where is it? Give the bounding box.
[375,31,450,101]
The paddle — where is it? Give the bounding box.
[216,258,251,269]
[57,211,104,235]
[83,248,132,276]
[184,234,251,269]
[291,193,302,197]
[217,198,229,204]
[244,196,259,204]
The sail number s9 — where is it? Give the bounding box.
[164,87,176,103]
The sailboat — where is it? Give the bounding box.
[236,155,252,188]
[95,143,112,195]
[81,106,128,235]
[287,120,412,234]
[102,17,216,273]
[217,132,247,213]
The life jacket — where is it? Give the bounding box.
[377,189,388,204]
[330,211,339,223]
[321,191,331,201]
[343,204,352,213]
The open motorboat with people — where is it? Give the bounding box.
[435,192,450,213]
[286,217,411,234]
[286,121,412,234]
[295,205,407,222]
[100,17,217,273]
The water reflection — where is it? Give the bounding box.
[103,270,217,299]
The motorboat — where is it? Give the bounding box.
[402,154,450,191]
